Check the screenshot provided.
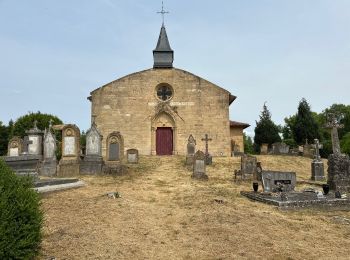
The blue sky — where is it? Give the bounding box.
[1,0,349,136]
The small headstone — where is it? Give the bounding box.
[234,155,260,180]
[260,143,268,155]
[303,139,314,158]
[127,149,139,164]
[24,120,44,156]
[192,150,208,180]
[185,134,196,165]
[262,171,296,192]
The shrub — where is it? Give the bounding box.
[0,159,43,259]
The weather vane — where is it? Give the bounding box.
[157,1,169,25]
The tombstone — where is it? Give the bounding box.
[58,124,80,176]
[262,171,296,192]
[311,139,325,181]
[271,142,289,155]
[325,113,350,192]
[303,139,314,158]
[41,122,57,177]
[234,155,259,180]
[80,122,104,175]
[191,150,208,180]
[7,137,23,157]
[127,149,139,164]
[260,143,268,155]
[185,134,196,165]
[201,134,212,165]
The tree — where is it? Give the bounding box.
[254,103,281,151]
[0,122,9,156]
[243,133,254,154]
[341,132,350,155]
[12,111,63,138]
[291,98,320,145]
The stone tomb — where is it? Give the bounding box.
[191,150,208,180]
[127,149,139,163]
[262,171,296,192]
[260,143,268,155]
[185,134,196,165]
[58,124,80,176]
[41,125,57,177]
[80,122,104,175]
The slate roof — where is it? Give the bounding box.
[230,120,250,129]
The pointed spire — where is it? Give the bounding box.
[153,25,174,68]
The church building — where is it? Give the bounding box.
[88,23,249,160]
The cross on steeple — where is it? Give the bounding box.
[157,1,169,25]
[325,113,344,155]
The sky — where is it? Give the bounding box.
[0,0,349,136]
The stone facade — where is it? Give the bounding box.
[89,68,236,158]
[230,121,250,155]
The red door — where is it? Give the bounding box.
[156,127,173,155]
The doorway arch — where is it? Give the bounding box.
[151,112,176,155]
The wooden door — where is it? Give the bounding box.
[156,127,173,155]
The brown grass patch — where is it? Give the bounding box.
[39,155,350,260]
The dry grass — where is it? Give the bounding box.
[40,155,350,260]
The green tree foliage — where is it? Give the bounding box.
[12,111,63,138]
[243,133,254,154]
[341,132,350,155]
[291,98,320,145]
[254,103,281,151]
[0,122,9,156]
[0,159,43,259]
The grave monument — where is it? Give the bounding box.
[201,134,212,165]
[192,150,208,180]
[41,120,57,176]
[311,139,325,181]
[185,134,196,165]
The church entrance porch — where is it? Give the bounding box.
[156,127,173,155]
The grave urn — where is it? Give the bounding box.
[253,182,259,192]
[322,184,330,195]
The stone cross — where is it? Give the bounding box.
[22,136,33,153]
[201,134,212,156]
[325,113,344,155]
[312,139,322,161]
[48,119,53,130]
[33,119,38,130]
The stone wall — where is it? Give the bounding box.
[230,127,244,153]
[90,68,232,158]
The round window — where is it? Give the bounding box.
[156,85,173,101]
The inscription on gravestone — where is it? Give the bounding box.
[9,147,19,156]
[64,136,75,155]
[109,143,119,161]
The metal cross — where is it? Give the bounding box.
[201,134,212,155]
[325,113,344,155]
[157,86,172,101]
[157,1,169,25]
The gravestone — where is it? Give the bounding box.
[185,134,196,165]
[58,124,80,176]
[271,142,289,155]
[7,137,23,156]
[234,155,258,180]
[192,150,208,180]
[311,139,325,181]
[262,171,296,192]
[80,122,104,174]
[303,139,314,158]
[127,149,139,163]
[201,134,212,165]
[260,143,268,155]
[41,121,57,176]
[326,113,350,192]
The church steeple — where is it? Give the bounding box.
[153,2,173,68]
